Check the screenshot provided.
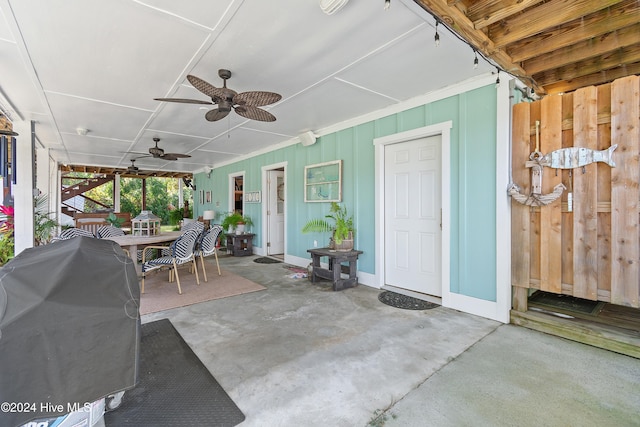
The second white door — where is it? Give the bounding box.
[267,170,285,255]
[384,135,442,296]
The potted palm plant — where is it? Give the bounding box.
[302,202,354,251]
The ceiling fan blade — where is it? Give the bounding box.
[154,97,213,105]
[163,153,191,159]
[161,154,179,161]
[120,151,148,156]
[234,91,282,107]
[187,75,226,100]
[234,105,276,122]
[205,108,231,122]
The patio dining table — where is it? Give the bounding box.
[104,231,182,273]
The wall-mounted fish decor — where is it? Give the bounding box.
[509,119,618,208]
[528,145,617,170]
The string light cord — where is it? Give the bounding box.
[427,13,540,93]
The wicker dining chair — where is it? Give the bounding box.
[194,225,223,282]
[141,228,200,294]
[96,225,125,239]
[51,227,95,242]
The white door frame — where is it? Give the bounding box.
[374,121,452,304]
[228,171,245,214]
[261,162,287,257]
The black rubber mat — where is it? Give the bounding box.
[378,291,440,310]
[253,256,282,264]
[105,319,245,427]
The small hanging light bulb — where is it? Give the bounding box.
[495,68,501,88]
[434,21,440,47]
[473,50,479,69]
[384,0,390,10]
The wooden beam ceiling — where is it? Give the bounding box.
[413,0,640,95]
[60,164,192,180]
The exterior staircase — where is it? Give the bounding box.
[61,177,112,217]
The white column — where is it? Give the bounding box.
[12,120,35,255]
[114,174,121,212]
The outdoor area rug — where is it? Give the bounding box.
[139,263,266,315]
[378,291,440,310]
[104,318,245,427]
[253,256,282,264]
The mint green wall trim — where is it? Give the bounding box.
[196,83,499,302]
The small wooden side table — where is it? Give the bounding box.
[226,233,255,256]
[307,247,363,291]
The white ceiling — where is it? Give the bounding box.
[0,0,493,175]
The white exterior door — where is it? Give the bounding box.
[267,170,285,255]
[384,135,442,296]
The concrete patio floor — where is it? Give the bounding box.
[139,255,640,427]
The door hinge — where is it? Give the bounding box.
[267,242,271,247]
[440,208,442,230]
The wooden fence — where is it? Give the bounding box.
[511,75,639,310]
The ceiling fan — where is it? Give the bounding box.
[125,137,191,161]
[126,159,139,175]
[154,69,281,122]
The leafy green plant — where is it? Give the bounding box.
[302,202,354,245]
[0,233,14,265]
[0,204,14,265]
[105,212,125,228]
[368,409,397,427]
[34,194,59,246]
[221,211,253,231]
[168,209,184,226]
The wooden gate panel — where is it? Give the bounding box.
[511,75,640,309]
[597,84,613,301]
[610,77,640,307]
[540,95,563,294]
[572,86,599,300]
[511,102,531,290]
[561,92,575,291]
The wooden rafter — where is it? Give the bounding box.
[507,0,640,62]
[60,164,192,180]
[413,0,640,96]
[487,0,623,48]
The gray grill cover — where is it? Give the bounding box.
[0,237,140,427]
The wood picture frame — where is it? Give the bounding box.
[304,160,342,202]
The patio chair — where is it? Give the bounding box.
[141,228,200,294]
[51,227,95,242]
[96,225,125,238]
[96,225,135,258]
[182,220,205,233]
[194,225,223,282]
[160,220,205,257]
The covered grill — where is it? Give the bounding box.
[0,237,140,427]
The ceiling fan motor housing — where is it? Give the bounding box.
[149,146,164,156]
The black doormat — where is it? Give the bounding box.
[529,291,605,315]
[253,257,282,264]
[104,319,245,427]
[378,291,440,310]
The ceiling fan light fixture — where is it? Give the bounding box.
[319,0,349,15]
